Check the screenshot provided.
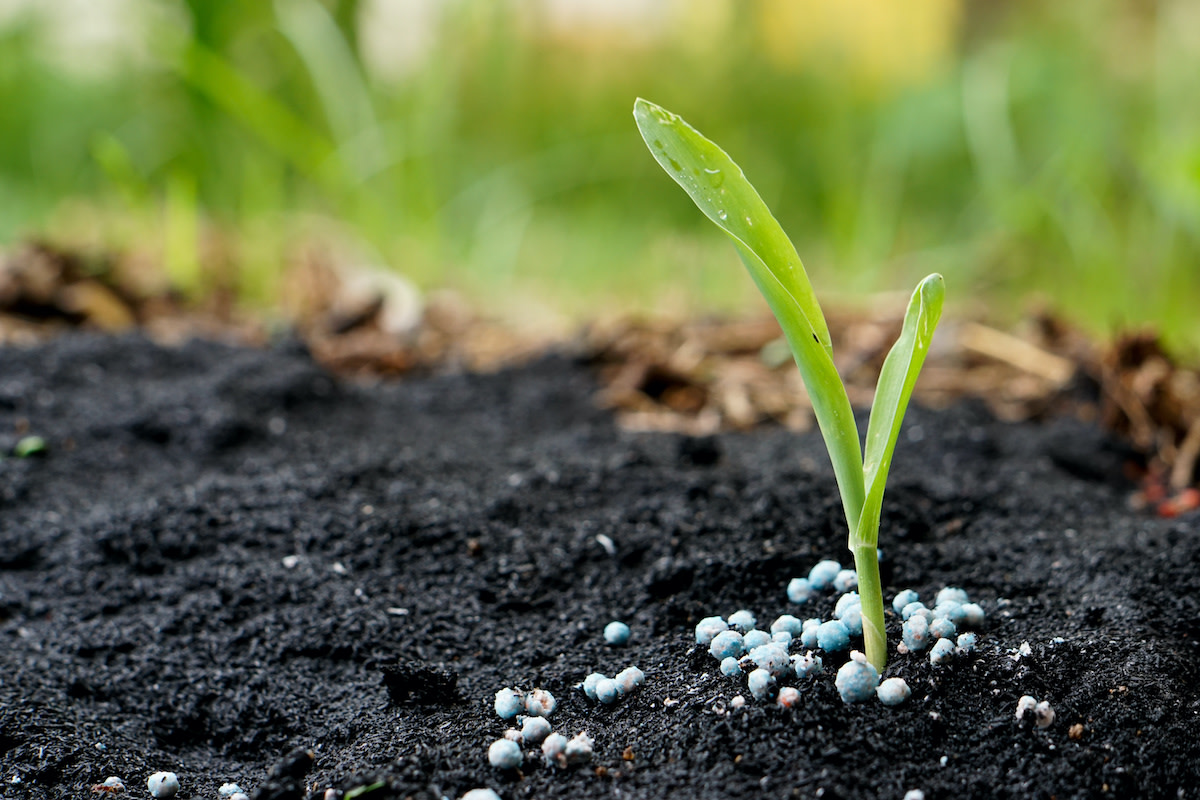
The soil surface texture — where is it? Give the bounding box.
[1,334,1198,800]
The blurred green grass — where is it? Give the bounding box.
[1,0,1198,348]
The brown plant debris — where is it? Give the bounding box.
[583,311,1200,514]
[1,239,1198,511]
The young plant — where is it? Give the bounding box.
[634,98,944,671]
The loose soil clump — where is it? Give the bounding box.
[1,334,1197,799]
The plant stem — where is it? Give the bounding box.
[852,542,887,672]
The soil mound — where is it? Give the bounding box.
[1,335,1197,799]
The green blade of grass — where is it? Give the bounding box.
[851,272,942,671]
[150,32,342,193]
[273,0,383,180]
[633,99,832,351]
[857,272,944,547]
[634,98,865,530]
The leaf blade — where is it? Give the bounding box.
[634,98,864,528]
[854,273,945,547]
[735,242,866,530]
[633,98,832,352]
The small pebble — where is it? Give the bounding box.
[835,592,861,617]
[494,688,523,719]
[542,732,568,765]
[901,601,932,622]
[147,772,180,799]
[787,577,813,604]
[503,729,523,742]
[521,716,552,744]
[776,686,801,708]
[902,615,930,652]
[603,621,632,645]
[933,601,967,626]
[833,569,858,592]
[799,618,821,649]
[770,615,804,636]
[594,678,619,704]
[694,616,729,645]
[929,637,956,665]
[525,688,557,717]
[744,643,791,678]
[1015,695,1055,727]
[727,610,757,633]
[929,618,956,640]
[488,739,523,769]
[720,656,742,677]
[564,732,594,765]
[808,560,841,590]
[936,587,969,605]
[742,629,771,650]
[877,677,912,706]
[461,790,502,800]
[709,630,744,660]
[816,620,850,652]
[581,673,607,700]
[614,666,645,694]
[747,668,776,701]
[840,605,863,637]
[892,589,919,614]
[730,695,745,709]
[1034,700,1056,728]
[792,651,823,678]
[219,783,244,799]
[961,602,986,628]
[956,632,977,654]
[834,651,880,704]
[903,791,926,800]
[99,777,125,791]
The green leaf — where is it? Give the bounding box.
[13,435,46,458]
[344,781,386,800]
[634,98,865,529]
[633,99,832,351]
[854,273,945,548]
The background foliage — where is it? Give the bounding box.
[1,0,1197,346]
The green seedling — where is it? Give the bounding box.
[344,781,386,800]
[13,435,46,458]
[634,98,943,671]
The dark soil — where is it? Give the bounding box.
[1,334,1198,800]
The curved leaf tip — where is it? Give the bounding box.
[916,273,945,339]
[919,272,945,306]
[631,97,835,354]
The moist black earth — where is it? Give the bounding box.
[1,334,1198,800]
